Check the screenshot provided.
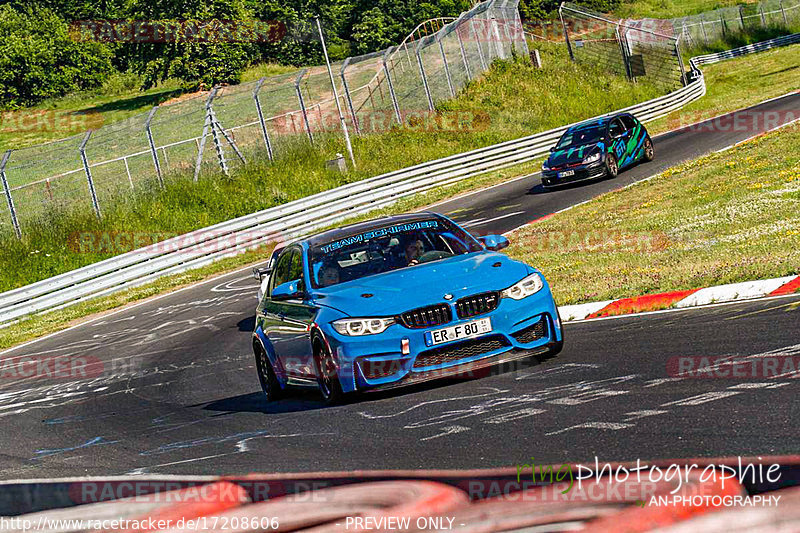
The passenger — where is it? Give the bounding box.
[405,238,425,266]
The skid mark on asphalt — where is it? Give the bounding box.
[34,436,118,460]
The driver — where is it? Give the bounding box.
[405,238,425,266]
[318,262,341,287]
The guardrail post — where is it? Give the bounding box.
[79,131,101,219]
[253,77,275,162]
[0,150,21,239]
[340,58,361,135]
[416,40,436,111]
[294,69,314,145]
[780,0,788,25]
[559,5,575,61]
[383,47,403,125]
[455,19,473,81]
[438,34,456,97]
[145,106,164,188]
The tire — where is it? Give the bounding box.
[313,337,345,405]
[605,154,619,179]
[642,136,655,162]
[254,341,283,402]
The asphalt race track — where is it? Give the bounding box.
[1,94,799,479]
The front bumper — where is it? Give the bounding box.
[542,161,607,187]
[322,289,562,393]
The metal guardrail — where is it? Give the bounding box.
[1,32,797,326]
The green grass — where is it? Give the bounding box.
[507,126,800,306]
[0,47,664,293]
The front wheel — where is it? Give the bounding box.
[605,154,619,179]
[313,337,345,405]
[642,137,655,162]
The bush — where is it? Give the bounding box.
[0,4,114,108]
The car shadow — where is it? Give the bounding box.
[238,316,255,332]
[201,391,329,414]
[202,351,553,414]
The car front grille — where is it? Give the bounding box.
[456,291,500,319]
[400,304,452,329]
[511,316,548,344]
[413,335,510,369]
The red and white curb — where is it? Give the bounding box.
[559,274,800,322]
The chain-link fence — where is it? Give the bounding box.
[0,0,527,239]
[668,0,800,47]
[560,2,686,92]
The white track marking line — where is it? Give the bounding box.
[462,211,525,228]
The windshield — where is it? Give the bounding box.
[556,124,605,149]
[308,219,483,288]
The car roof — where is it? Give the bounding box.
[303,212,445,249]
[568,113,633,132]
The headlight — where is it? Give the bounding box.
[582,152,601,165]
[542,160,551,171]
[501,273,544,300]
[332,317,395,336]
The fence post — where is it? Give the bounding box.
[559,5,575,61]
[79,131,101,219]
[490,15,505,59]
[780,1,788,25]
[416,39,436,111]
[144,106,164,188]
[701,19,708,44]
[194,88,220,181]
[294,69,314,145]
[740,6,746,29]
[438,33,456,97]
[760,4,767,26]
[675,36,687,87]
[383,47,403,125]
[615,23,632,81]
[340,58,361,135]
[0,150,21,239]
[455,18,473,81]
[721,15,727,36]
[253,77,275,162]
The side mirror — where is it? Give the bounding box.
[549,146,557,153]
[253,266,272,281]
[271,279,304,301]
[478,235,510,251]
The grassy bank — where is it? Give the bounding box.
[507,125,800,305]
[0,48,664,293]
[649,41,800,135]
[617,0,763,19]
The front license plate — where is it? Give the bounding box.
[426,318,492,346]
[558,170,575,178]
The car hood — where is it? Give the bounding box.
[311,252,531,317]
[547,143,603,167]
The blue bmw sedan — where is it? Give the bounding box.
[252,213,563,404]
